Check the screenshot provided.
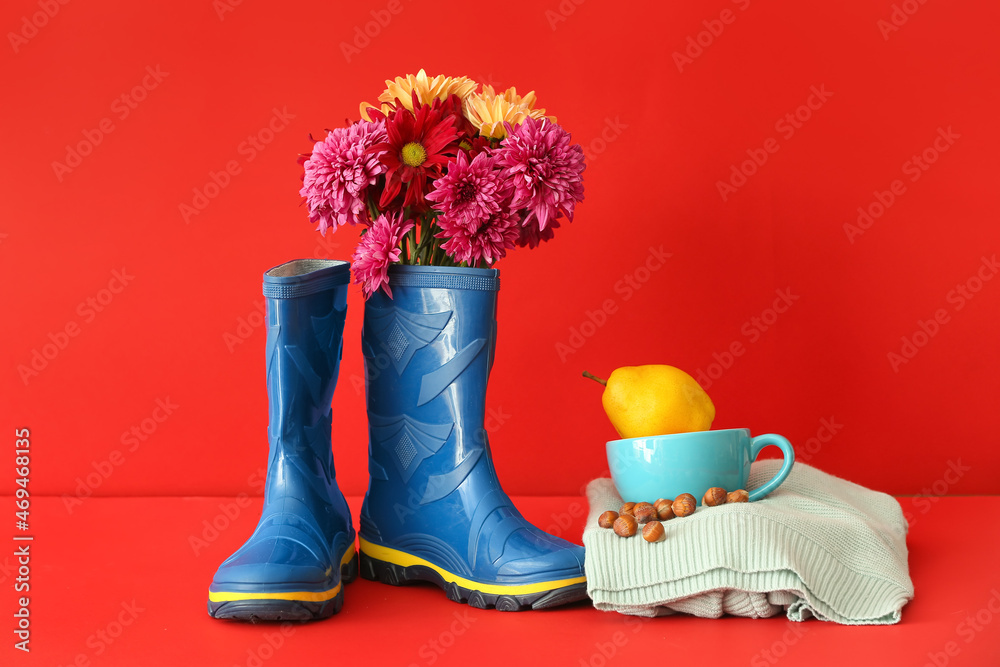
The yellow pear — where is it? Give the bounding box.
[583,365,715,438]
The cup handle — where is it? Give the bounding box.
[747,434,795,502]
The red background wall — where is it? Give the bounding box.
[3,0,998,502]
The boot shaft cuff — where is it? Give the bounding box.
[263,259,350,299]
[387,265,500,292]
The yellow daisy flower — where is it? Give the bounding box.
[360,69,478,120]
[463,85,555,139]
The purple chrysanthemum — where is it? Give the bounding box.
[300,120,387,235]
[437,208,520,266]
[425,151,513,230]
[495,117,585,233]
[351,214,414,298]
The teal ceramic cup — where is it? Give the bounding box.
[606,428,795,504]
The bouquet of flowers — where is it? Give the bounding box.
[298,70,586,298]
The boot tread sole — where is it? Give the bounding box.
[359,547,588,612]
[207,548,358,622]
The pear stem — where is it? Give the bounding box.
[582,370,607,386]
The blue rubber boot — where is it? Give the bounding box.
[359,265,587,611]
[208,259,357,622]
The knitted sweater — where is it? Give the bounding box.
[583,461,914,624]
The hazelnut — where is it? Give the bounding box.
[672,493,697,518]
[727,489,750,503]
[633,502,657,524]
[654,499,675,521]
[641,520,665,542]
[619,502,636,517]
[598,510,619,528]
[703,487,728,507]
[612,514,638,537]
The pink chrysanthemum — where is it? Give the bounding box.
[436,208,520,266]
[426,152,513,230]
[496,117,585,234]
[351,214,415,298]
[300,120,387,235]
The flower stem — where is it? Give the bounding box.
[418,213,432,265]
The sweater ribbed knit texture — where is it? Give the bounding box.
[583,461,914,624]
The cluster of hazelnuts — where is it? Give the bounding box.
[598,488,750,542]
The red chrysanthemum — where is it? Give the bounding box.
[366,93,460,212]
[438,93,478,142]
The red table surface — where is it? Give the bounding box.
[4,495,999,666]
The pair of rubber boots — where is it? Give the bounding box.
[207,259,586,621]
